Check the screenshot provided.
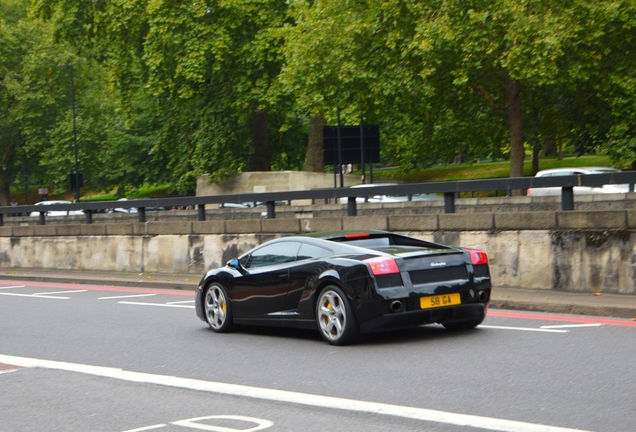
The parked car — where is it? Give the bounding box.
[195,230,490,345]
[527,167,628,196]
[29,201,84,217]
[108,198,138,213]
[340,183,442,204]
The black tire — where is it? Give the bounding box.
[203,282,235,333]
[442,316,484,331]
[316,285,360,345]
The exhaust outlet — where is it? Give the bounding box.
[477,290,487,302]
[390,300,403,312]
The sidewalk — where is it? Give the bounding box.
[2,268,636,320]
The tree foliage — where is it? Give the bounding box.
[0,0,634,205]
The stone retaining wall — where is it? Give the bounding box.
[1,210,635,295]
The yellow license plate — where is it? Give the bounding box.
[420,293,461,309]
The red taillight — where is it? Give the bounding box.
[345,233,370,239]
[364,256,400,275]
[464,248,488,265]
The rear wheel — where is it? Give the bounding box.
[316,286,360,345]
[204,282,234,332]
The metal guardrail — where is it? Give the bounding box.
[2,171,635,226]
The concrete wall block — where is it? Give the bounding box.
[517,231,553,289]
[56,225,82,236]
[145,221,193,235]
[262,218,300,234]
[11,226,35,237]
[192,221,225,234]
[32,226,58,236]
[342,216,388,231]
[557,211,626,229]
[143,235,191,273]
[226,219,262,234]
[200,234,261,272]
[388,215,438,231]
[80,224,107,236]
[104,223,135,236]
[626,210,636,228]
[0,227,13,237]
[550,230,635,294]
[495,212,557,230]
[77,236,142,272]
[299,217,343,233]
[439,214,494,231]
[35,237,81,270]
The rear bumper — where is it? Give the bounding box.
[358,303,486,334]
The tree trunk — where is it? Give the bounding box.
[0,168,10,207]
[247,109,271,171]
[304,115,326,172]
[503,71,524,185]
[542,138,557,157]
[532,144,539,175]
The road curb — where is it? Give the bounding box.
[489,299,636,320]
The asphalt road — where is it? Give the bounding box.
[1,280,635,432]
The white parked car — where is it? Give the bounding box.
[340,183,442,204]
[527,167,629,196]
[29,200,84,217]
[108,198,138,213]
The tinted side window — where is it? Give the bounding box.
[297,243,332,261]
[245,242,301,269]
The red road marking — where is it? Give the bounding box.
[0,363,23,371]
[0,280,194,297]
[488,310,636,327]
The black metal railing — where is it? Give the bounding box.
[2,171,635,226]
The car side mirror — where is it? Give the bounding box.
[227,258,246,274]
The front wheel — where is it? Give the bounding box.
[204,282,234,332]
[316,286,360,345]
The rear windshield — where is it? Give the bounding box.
[327,233,447,250]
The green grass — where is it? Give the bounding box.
[382,155,614,183]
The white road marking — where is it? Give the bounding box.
[0,292,69,299]
[99,294,157,300]
[540,324,602,329]
[0,285,25,290]
[121,425,166,432]
[172,415,273,431]
[33,290,88,296]
[0,353,593,432]
[166,300,195,305]
[480,325,569,333]
[119,301,194,309]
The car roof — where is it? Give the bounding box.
[535,167,620,177]
[35,200,72,205]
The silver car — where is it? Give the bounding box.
[340,183,441,204]
[29,200,84,217]
[527,167,628,196]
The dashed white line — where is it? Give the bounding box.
[121,425,166,432]
[480,325,569,333]
[33,290,88,296]
[540,323,602,329]
[0,292,69,299]
[99,294,156,300]
[0,354,593,432]
[0,285,25,290]
[166,300,195,305]
[119,301,195,309]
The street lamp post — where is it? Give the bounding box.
[60,64,80,202]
